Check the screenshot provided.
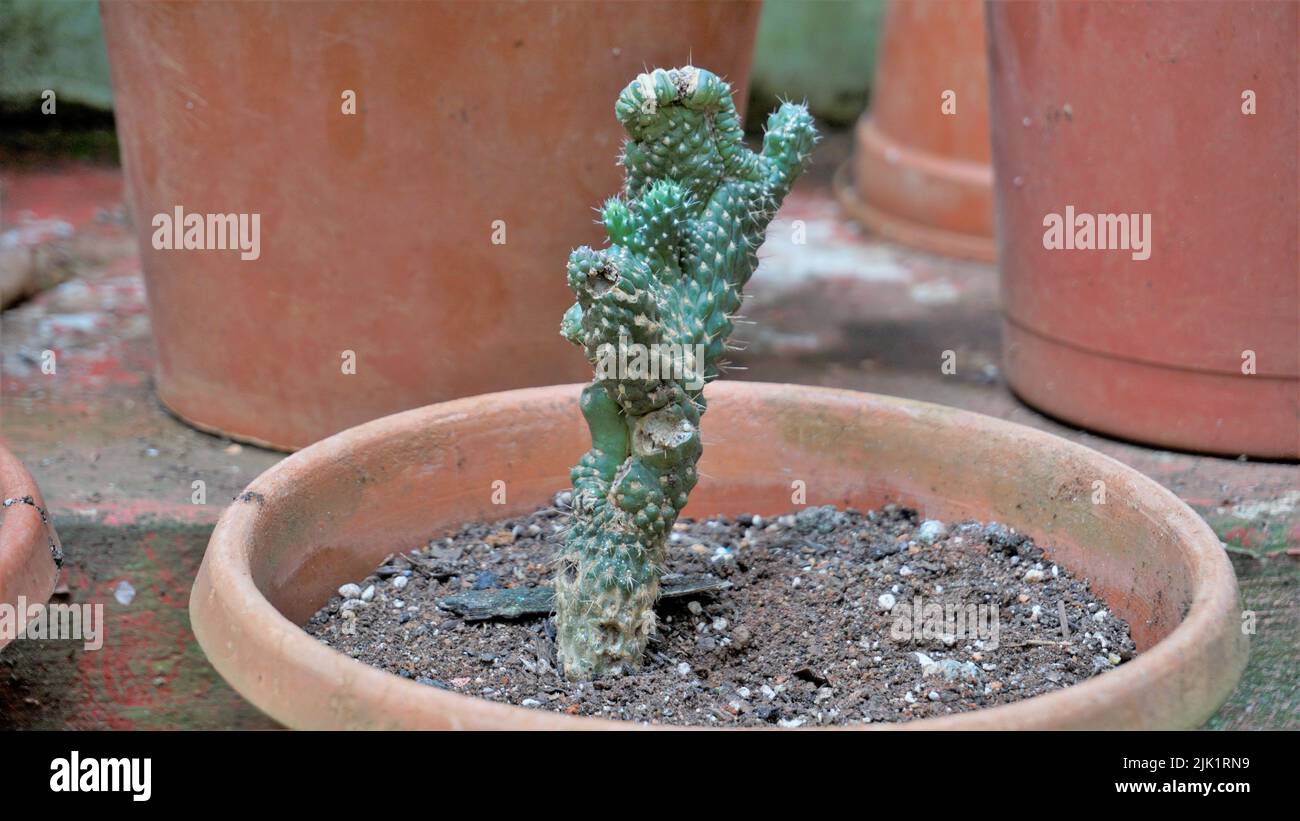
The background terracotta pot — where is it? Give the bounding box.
[836,0,995,261]
[100,0,761,450]
[987,0,1299,458]
[0,442,62,652]
[191,382,1246,729]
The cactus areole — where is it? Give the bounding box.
[555,66,817,678]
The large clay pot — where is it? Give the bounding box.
[100,0,761,450]
[0,443,62,652]
[987,0,1299,458]
[191,382,1246,729]
[836,0,995,260]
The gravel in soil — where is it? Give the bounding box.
[305,501,1136,727]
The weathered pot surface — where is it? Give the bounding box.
[102,0,761,451]
[0,442,62,652]
[987,1,1298,457]
[191,383,1246,729]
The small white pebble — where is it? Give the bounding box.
[917,519,946,544]
[676,662,691,675]
[899,565,913,577]
[360,584,376,601]
[878,592,897,610]
[712,617,728,631]
[338,583,362,599]
[1094,609,1108,622]
[114,580,136,606]
[1023,568,1047,582]
[391,575,409,590]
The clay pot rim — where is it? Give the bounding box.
[0,442,60,653]
[193,382,1241,729]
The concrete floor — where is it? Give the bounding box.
[1,133,1295,729]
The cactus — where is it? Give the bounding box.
[555,66,817,679]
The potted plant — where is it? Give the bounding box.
[100,0,762,450]
[0,443,62,652]
[190,67,1246,729]
[551,66,817,676]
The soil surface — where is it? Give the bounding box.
[305,501,1137,727]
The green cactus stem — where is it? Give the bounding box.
[555,66,817,679]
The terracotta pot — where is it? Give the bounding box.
[987,1,1299,458]
[836,0,995,261]
[191,382,1246,729]
[100,1,761,450]
[0,443,62,652]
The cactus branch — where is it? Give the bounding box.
[555,66,817,679]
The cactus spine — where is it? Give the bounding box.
[555,66,817,678]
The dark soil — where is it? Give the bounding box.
[305,501,1137,727]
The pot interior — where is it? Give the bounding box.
[247,384,1197,652]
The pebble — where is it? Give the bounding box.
[676,662,691,676]
[1023,568,1047,582]
[711,617,728,631]
[114,580,136,606]
[899,565,913,576]
[917,519,946,544]
[687,601,703,615]
[338,583,362,599]
[391,575,409,590]
[521,698,542,708]
[878,592,897,610]
[360,584,376,601]
[753,705,780,722]
[751,515,764,529]
[555,490,573,508]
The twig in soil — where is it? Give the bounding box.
[437,573,732,621]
